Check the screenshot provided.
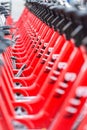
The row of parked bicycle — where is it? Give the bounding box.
[0,0,87,130]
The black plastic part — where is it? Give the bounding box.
[11,56,17,60]
[56,19,68,34]
[0,26,12,30]
[3,30,11,35]
[82,36,87,48]
[62,22,77,40]
[71,25,86,47]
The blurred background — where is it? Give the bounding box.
[11,0,25,21]
[0,0,25,21]
[0,0,87,21]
